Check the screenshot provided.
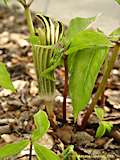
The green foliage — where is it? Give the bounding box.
[95,108,113,138]
[39,17,112,122]
[115,0,120,5]
[41,16,98,79]
[95,107,105,120]
[66,16,96,40]
[0,140,29,159]
[67,30,112,54]
[3,0,9,5]
[34,143,60,160]
[28,35,41,45]
[109,27,120,41]
[32,111,59,160]
[96,122,106,138]
[40,47,64,80]
[66,20,112,121]
[0,62,15,91]
[0,110,58,159]
[32,110,50,142]
[69,48,108,120]
[62,145,80,160]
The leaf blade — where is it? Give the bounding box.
[0,140,29,159]
[96,123,106,138]
[66,16,96,39]
[0,62,15,91]
[95,108,105,120]
[67,30,112,54]
[34,143,60,160]
[69,47,108,120]
[32,110,50,142]
[109,27,120,41]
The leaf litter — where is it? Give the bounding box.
[0,4,120,159]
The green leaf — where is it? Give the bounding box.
[102,121,113,133]
[96,123,106,138]
[62,145,80,160]
[34,143,60,160]
[69,47,108,120]
[96,121,113,138]
[40,51,63,80]
[0,140,29,159]
[67,30,112,54]
[95,107,105,120]
[109,27,120,41]
[62,145,74,159]
[0,62,15,91]
[115,0,120,5]
[28,35,41,45]
[66,16,96,39]
[32,110,50,142]
[3,0,9,5]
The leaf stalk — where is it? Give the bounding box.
[63,54,68,122]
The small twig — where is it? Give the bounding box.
[17,154,33,159]
[63,54,68,122]
[29,138,32,160]
[100,91,106,107]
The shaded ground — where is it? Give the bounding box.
[0,5,120,160]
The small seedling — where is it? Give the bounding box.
[0,110,60,160]
[95,107,113,138]
[61,145,80,160]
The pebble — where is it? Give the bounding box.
[72,131,94,146]
[1,134,13,143]
[13,80,28,91]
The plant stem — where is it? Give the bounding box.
[17,0,34,35]
[81,44,120,129]
[63,54,68,122]
[29,138,32,160]
[24,7,34,35]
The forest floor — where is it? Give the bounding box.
[0,5,120,160]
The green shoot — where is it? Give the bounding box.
[95,108,113,138]
[0,110,59,159]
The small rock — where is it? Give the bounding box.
[13,80,28,92]
[8,100,23,111]
[10,33,29,47]
[0,32,9,45]
[30,81,38,96]
[72,131,94,146]
[111,130,120,143]
[0,125,11,134]
[31,96,43,107]
[55,125,73,144]
[1,134,13,143]
[38,133,54,149]
[95,137,108,147]
[19,111,30,121]
[0,89,12,97]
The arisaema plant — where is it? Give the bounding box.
[31,14,64,124]
[3,0,120,128]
